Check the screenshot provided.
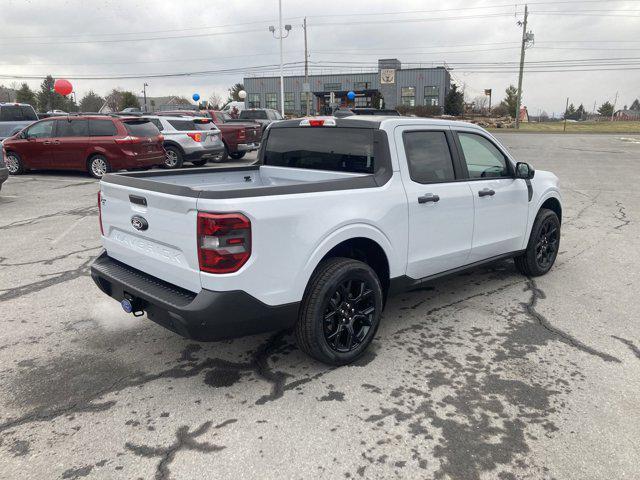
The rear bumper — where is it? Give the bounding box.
[183,145,225,161]
[0,167,8,185]
[90,251,298,341]
[236,142,260,152]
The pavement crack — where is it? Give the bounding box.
[125,421,226,480]
[0,246,101,267]
[0,258,93,301]
[0,205,97,231]
[611,335,640,359]
[522,278,621,363]
[613,201,630,230]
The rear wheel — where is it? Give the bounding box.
[191,159,208,167]
[229,151,246,160]
[515,208,560,276]
[296,257,383,365]
[164,146,183,169]
[5,152,24,175]
[88,155,111,179]
[214,144,229,163]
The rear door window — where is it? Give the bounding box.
[403,131,455,183]
[89,119,117,136]
[123,120,160,137]
[264,127,375,174]
[167,119,197,131]
[20,106,38,121]
[55,119,89,137]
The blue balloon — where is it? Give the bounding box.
[192,93,200,101]
[347,91,356,100]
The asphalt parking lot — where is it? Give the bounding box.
[1,134,639,480]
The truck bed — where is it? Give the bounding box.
[102,165,378,199]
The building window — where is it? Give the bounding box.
[401,87,416,107]
[300,92,311,112]
[324,83,341,91]
[265,93,277,109]
[424,86,439,106]
[354,82,369,91]
[248,93,261,108]
[354,96,370,107]
[284,92,295,113]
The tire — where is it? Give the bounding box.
[515,208,561,277]
[164,146,184,169]
[5,152,25,175]
[88,155,111,179]
[214,144,229,163]
[229,151,246,160]
[191,159,208,167]
[295,257,383,366]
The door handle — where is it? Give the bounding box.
[52,140,61,145]
[43,141,51,145]
[418,193,440,204]
[478,188,495,197]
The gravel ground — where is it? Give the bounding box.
[0,135,639,480]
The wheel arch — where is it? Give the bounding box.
[163,141,185,155]
[298,225,397,301]
[540,196,562,223]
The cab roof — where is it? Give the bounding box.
[270,115,486,131]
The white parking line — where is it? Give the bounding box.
[51,216,86,245]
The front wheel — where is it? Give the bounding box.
[88,155,111,179]
[295,257,383,365]
[5,152,25,175]
[515,208,560,276]
[191,159,208,167]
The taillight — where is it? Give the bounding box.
[157,134,164,142]
[98,191,104,236]
[114,135,141,144]
[237,129,246,141]
[187,132,203,142]
[197,212,251,274]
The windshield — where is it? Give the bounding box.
[123,120,159,137]
[240,110,267,120]
[263,127,375,174]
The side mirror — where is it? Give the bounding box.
[515,162,535,180]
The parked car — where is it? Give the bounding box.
[157,110,261,161]
[91,116,562,365]
[0,144,8,191]
[143,115,224,168]
[3,115,165,178]
[237,108,283,132]
[0,103,38,141]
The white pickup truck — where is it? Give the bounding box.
[91,116,562,365]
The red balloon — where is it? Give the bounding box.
[54,79,73,96]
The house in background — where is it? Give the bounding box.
[613,109,640,121]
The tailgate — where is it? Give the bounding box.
[246,126,261,142]
[100,182,201,292]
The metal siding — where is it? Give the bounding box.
[244,67,448,114]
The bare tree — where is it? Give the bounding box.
[208,92,223,109]
[472,95,489,114]
[104,89,123,112]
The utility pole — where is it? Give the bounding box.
[143,83,148,113]
[303,17,310,116]
[269,0,291,117]
[515,4,532,129]
[611,90,618,121]
[563,97,569,132]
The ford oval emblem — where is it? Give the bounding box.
[131,215,148,231]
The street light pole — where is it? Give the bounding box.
[269,0,291,117]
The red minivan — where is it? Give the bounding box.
[3,115,165,178]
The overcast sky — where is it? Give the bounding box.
[1,0,639,115]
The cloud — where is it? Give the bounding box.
[1,0,638,113]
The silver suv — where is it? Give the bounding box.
[144,116,224,168]
[0,103,38,141]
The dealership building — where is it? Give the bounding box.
[243,59,452,115]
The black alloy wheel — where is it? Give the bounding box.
[323,279,376,353]
[535,217,559,270]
